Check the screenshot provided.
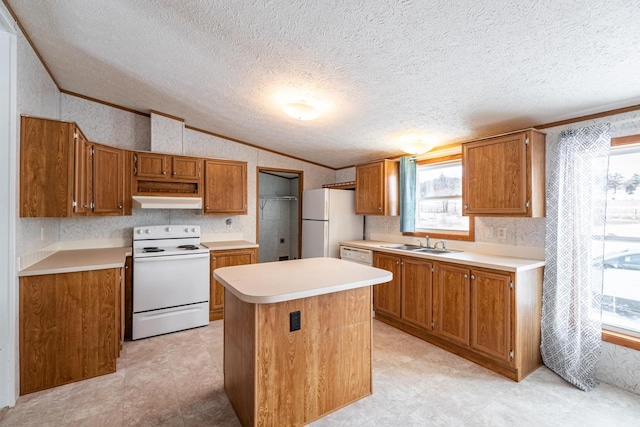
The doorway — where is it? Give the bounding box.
[257,168,303,263]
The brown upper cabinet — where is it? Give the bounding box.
[462,130,545,217]
[20,116,128,217]
[132,152,203,196]
[91,143,126,215]
[355,160,399,215]
[204,159,247,214]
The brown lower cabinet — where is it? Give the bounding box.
[373,252,543,381]
[20,268,124,395]
[209,248,257,320]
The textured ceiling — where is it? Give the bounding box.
[8,0,640,168]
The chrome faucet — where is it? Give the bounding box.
[434,240,446,250]
[418,236,433,249]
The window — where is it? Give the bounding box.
[403,155,474,241]
[602,136,640,339]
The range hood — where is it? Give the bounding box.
[132,196,203,210]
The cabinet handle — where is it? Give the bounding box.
[83,204,88,208]
[471,275,475,279]
[464,205,468,209]
[211,257,216,260]
[172,171,176,175]
[206,206,210,210]
[378,206,382,211]
[464,274,468,278]
[118,205,123,209]
[162,171,167,175]
[396,261,400,265]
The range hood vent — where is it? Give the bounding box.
[132,196,203,210]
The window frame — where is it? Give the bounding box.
[402,154,475,241]
[602,133,640,349]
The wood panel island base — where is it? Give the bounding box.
[214,258,392,427]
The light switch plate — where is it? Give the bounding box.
[497,227,507,239]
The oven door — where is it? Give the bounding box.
[133,252,209,312]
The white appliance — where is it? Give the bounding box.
[132,225,210,340]
[340,246,373,266]
[302,189,363,259]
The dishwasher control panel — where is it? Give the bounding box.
[340,246,373,265]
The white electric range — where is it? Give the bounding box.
[132,225,210,340]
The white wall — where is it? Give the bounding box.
[0,7,16,409]
[3,0,61,407]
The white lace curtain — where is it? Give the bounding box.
[540,123,610,391]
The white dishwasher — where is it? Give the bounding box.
[340,246,373,266]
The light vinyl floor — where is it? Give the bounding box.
[1,320,639,426]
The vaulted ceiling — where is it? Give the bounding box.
[7,0,640,168]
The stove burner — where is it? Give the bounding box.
[143,247,165,253]
[177,245,200,250]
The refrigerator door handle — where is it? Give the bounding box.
[325,200,328,219]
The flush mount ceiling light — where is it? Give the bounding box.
[401,140,433,155]
[282,101,320,121]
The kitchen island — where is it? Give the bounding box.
[214,257,392,427]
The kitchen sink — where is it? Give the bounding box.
[412,248,462,254]
[380,244,422,251]
[380,244,462,255]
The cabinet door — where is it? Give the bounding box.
[401,257,433,331]
[471,269,512,362]
[210,249,257,320]
[373,252,402,319]
[92,144,124,215]
[204,160,247,214]
[20,269,119,394]
[134,152,169,179]
[462,133,528,215]
[172,156,201,180]
[20,117,75,217]
[434,263,470,346]
[356,162,384,215]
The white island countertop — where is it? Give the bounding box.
[214,257,392,304]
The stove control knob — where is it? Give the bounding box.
[191,227,196,232]
[166,227,171,232]
[144,229,150,234]
[184,227,189,233]
[136,229,142,234]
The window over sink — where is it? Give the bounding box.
[403,154,474,241]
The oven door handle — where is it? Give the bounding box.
[134,253,210,263]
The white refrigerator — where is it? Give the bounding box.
[302,189,364,259]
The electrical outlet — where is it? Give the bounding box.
[485,227,494,238]
[280,238,285,244]
[225,218,232,230]
[290,311,301,332]
[497,227,507,239]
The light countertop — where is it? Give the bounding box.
[19,247,132,277]
[214,257,392,304]
[340,240,545,272]
[202,240,258,251]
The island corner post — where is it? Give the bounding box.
[214,258,391,426]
